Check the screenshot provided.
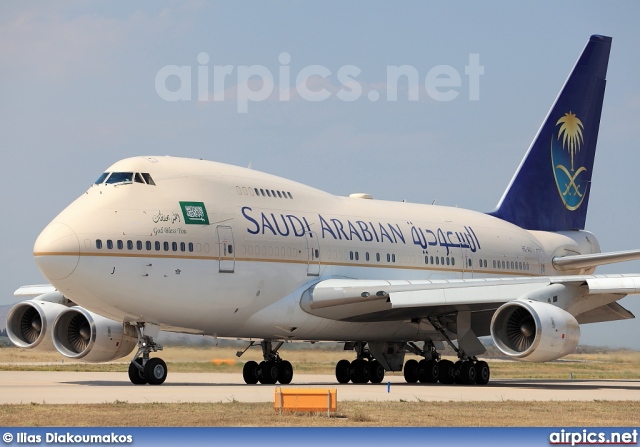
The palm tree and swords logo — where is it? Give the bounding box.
[551,111,588,211]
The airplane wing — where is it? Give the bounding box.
[14,284,56,297]
[300,274,640,325]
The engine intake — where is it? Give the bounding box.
[52,307,137,363]
[490,300,580,362]
[6,299,69,351]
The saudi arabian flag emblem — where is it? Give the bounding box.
[179,201,209,225]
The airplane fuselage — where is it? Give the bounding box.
[34,156,599,343]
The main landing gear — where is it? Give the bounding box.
[128,324,167,385]
[335,342,385,384]
[403,341,490,385]
[240,340,294,385]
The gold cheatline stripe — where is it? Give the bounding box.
[33,251,537,276]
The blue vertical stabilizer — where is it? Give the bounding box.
[489,35,611,231]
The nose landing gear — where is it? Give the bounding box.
[127,323,166,385]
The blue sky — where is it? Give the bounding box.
[2,1,640,347]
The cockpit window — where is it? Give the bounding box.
[105,172,134,184]
[94,173,109,185]
[95,172,156,186]
[141,173,156,185]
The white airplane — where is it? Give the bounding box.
[7,35,640,387]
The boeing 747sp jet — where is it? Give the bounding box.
[8,35,640,386]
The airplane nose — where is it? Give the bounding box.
[34,222,80,280]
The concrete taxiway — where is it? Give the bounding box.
[1,372,639,404]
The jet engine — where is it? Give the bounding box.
[52,307,137,363]
[490,300,580,362]
[6,298,69,351]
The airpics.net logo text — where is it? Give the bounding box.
[155,52,484,113]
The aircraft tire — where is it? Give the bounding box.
[369,360,385,383]
[277,360,293,384]
[459,361,477,385]
[419,359,439,383]
[243,361,259,384]
[335,359,351,383]
[403,359,419,383]
[438,359,455,385]
[260,360,279,384]
[144,358,167,385]
[128,358,147,385]
[475,361,490,385]
[351,360,370,384]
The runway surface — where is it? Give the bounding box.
[2,371,639,404]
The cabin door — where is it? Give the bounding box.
[216,225,235,273]
[306,231,320,276]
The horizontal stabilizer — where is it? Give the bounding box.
[553,249,640,270]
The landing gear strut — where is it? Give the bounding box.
[335,342,385,384]
[240,340,293,385]
[128,324,166,385]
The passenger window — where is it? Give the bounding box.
[180,242,186,252]
[96,239,103,249]
[172,242,178,251]
[164,242,169,251]
[146,241,151,250]
[117,240,123,250]
[136,241,142,250]
[155,241,161,251]
[376,253,380,262]
[189,243,194,252]
[127,240,133,250]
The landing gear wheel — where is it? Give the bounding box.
[418,359,439,383]
[259,360,279,384]
[277,360,293,384]
[335,359,351,384]
[403,359,419,383]
[475,361,490,385]
[438,359,455,385]
[369,360,385,384]
[351,360,370,384]
[243,360,259,384]
[128,358,147,385]
[144,358,167,385]
[459,361,477,385]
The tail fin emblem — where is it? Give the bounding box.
[552,111,588,211]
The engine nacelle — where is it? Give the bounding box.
[490,300,580,362]
[52,307,137,363]
[6,296,69,351]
